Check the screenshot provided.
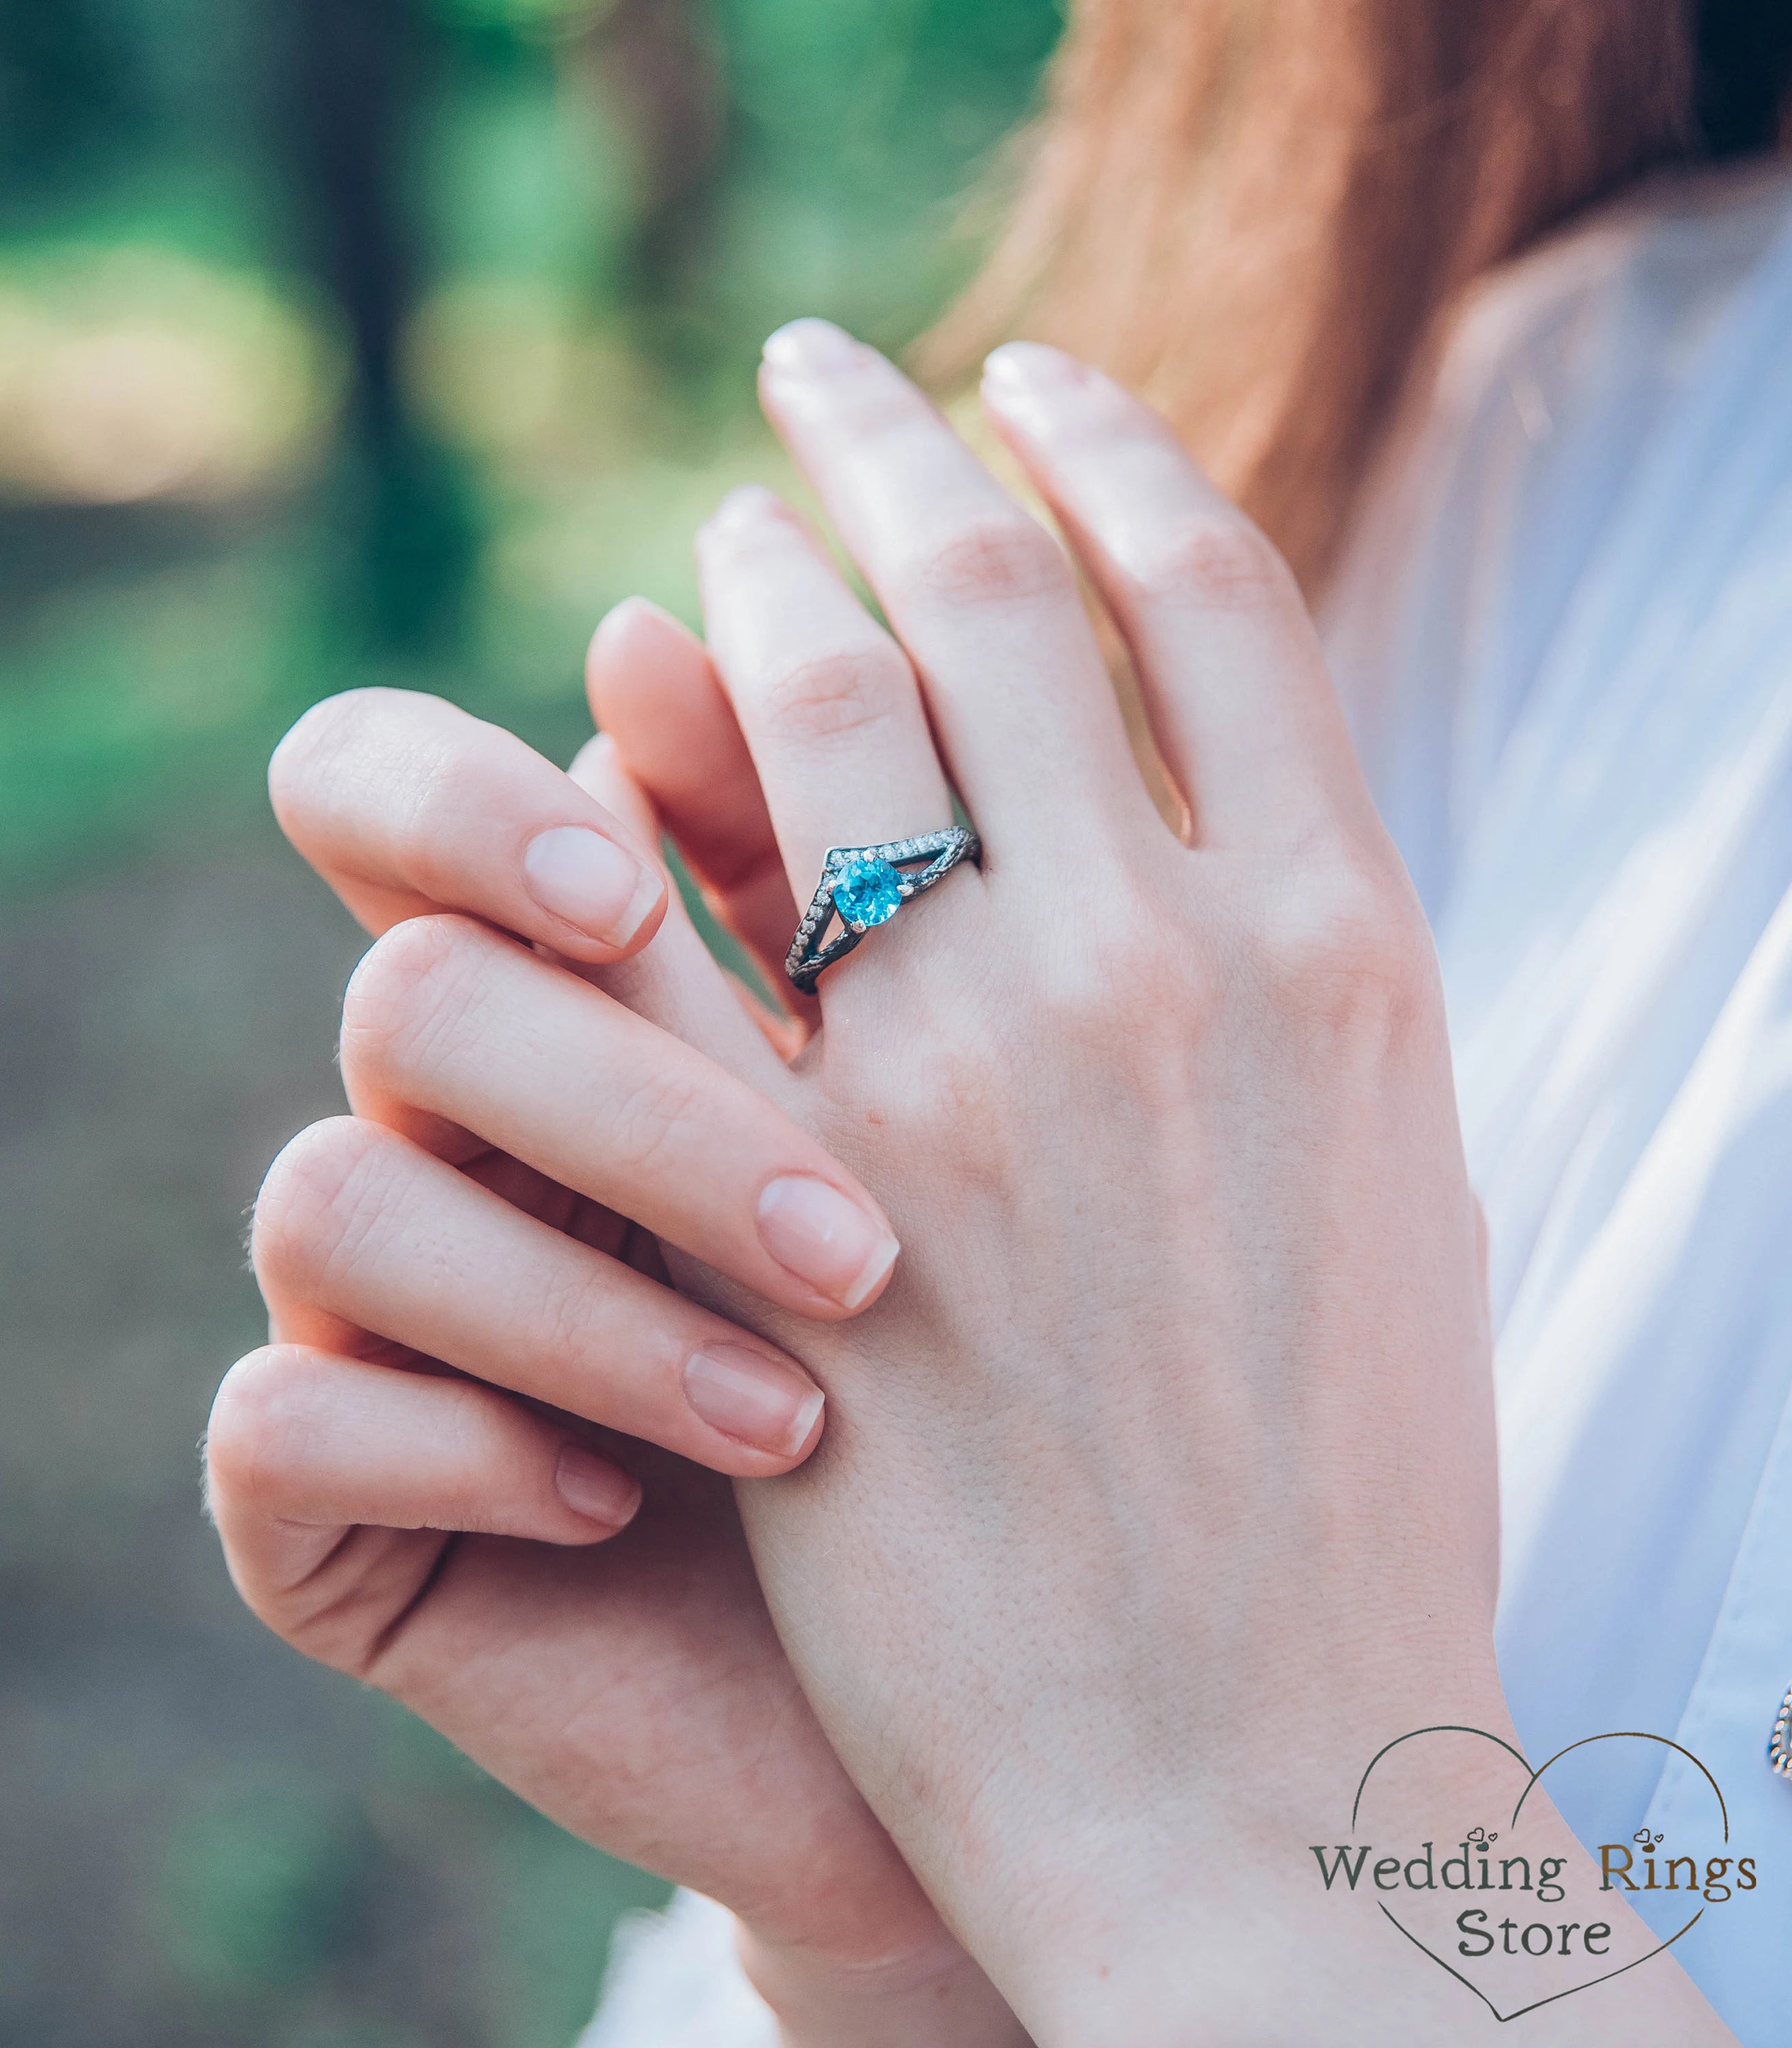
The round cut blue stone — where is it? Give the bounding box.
[833,857,902,928]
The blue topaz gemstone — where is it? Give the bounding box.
[832,856,902,928]
[786,827,978,992]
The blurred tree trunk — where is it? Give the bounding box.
[279,0,476,657]
[565,0,727,342]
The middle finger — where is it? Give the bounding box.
[756,319,1150,853]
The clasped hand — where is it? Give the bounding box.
[209,326,1721,2045]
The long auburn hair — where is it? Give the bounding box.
[927,0,1792,593]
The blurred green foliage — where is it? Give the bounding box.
[162,1783,380,1991]
[0,0,1058,2039]
[0,0,1062,890]
[146,1709,666,2045]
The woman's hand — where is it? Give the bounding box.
[217,317,1737,2043]
[207,691,1029,2048]
[569,324,1501,2034]
[578,324,1729,2042]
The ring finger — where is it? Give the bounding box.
[695,484,956,909]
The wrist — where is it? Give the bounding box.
[978,1661,1522,2043]
[736,1918,1032,2048]
[1009,1699,1735,2048]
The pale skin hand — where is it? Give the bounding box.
[208,697,1027,2045]
[627,325,1736,2042]
[218,327,1740,2043]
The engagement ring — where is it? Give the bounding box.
[784,827,980,994]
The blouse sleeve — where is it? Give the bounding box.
[579,1890,779,2048]
[1321,162,1792,924]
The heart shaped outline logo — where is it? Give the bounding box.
[1349,1725,1729,2023]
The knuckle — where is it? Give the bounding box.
[534,1260,614,1374]
[339,913,483,1077]
[758,646,907,747]
[1253,855,1436,1027]
[1122,514,1290,612]
[1036,933,1138,1039]
[900,514,1070,608]
[879,1042,1009,1180]
[251,1115,388,1294]
[602,1061,712,1182]
[391,738,498,872]
[1036,905,1198,1057]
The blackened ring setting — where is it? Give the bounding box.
[1769,1679,1792,1778]
[784,827,980,994]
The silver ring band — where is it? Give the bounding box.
[785,827,980,995]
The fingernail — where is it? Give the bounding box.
[756,1175,899,1311]
[709,483,787,532]
[684,1343,825,1457]
[591,593,670,649]
[523,825,663,949]
[982,343,1087,419]
[554,1444,642,1529]
[763,317,864,376]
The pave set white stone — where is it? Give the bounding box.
[784,826,981,994]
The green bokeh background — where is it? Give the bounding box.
[0,3,1059,2040]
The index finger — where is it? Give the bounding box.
[584,596,812,1008]
[270,686,670,964]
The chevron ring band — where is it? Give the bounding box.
[784,827,981,995]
